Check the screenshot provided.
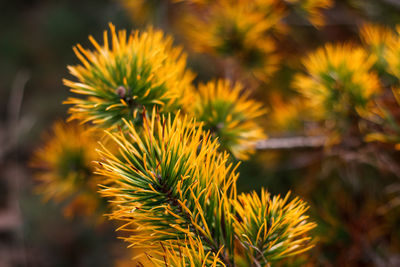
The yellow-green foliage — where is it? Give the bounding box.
[293,43,381,127]
[29,1,400,266]
[233,189,316,264]
[33,21,317,266]
[96,109,315,266]
[30,121,104,218]
[179,0,282,80]
[64,23,194,129]
[187,79,266,160]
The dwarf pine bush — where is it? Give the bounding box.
[32,23,316,266]
[28,1,400,266]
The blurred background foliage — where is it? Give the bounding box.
[1,0,400,266]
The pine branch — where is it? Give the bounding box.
[97,110,237,265]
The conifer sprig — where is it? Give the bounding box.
[232,189,316,265]
[293,43,381,131]
[180,0,281,81]
[187,79,266,160]
[64,23,194,129]
[96,109,238,263]
[30,121,105,218]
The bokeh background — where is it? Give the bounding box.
[1,0,400,266]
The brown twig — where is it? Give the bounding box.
[256,136,326,150]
